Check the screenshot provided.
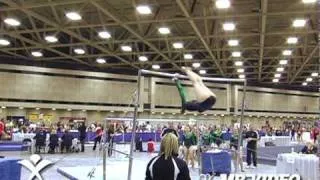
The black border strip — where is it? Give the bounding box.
[0,69,137,83]
[155,82,227,90]
[155,105,227,111]
[239,109,319,115]
[239,89,319,98]
[0,98,134,107]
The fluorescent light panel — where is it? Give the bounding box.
[74,48,85,54]
[199,70,206,74]
[274,74,281,78]
[96,58,106,64]
[311,72,318,77]
[216,0,231,9]
[235,61,243,66]
[237,68,244,73]
[239,74,245,79]
[184,54,193,59]
[306,77,313,82]
[282,50,292,56]
[98,31,111,39]
[66,12,82,21]
[192,63,201,68]
[121,45,132,52]
[302,82,307,86]
[302,0,317,4]
[293,19,306,27]
[138,56,148,62]
[287,37,298,44]
[279,60,288,65]
[273,79,279,83]
[152,64,160,69]
[158,27,170,34]
[172,42,183,49]
[228,39,239,46]
[31,51,43,57]
[4,18,21,26]
[44,35,58,43]
[232,51,241,57]
[223,22,235,31]
[0,39,10,46]
[277,67,284,72]
[136,5,152,14]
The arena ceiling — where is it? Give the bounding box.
[0,0,319,90]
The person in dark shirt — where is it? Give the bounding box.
[145,133,191,180]
[245,127,259,168]
[301,142,318,154]
[48,129,59,154]
[78,122,86,152]
[61,130,73,153]
[161,122,178,138]
[33,129,46,153]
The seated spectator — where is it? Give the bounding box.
[33,129,46,153]
[145,133,191,180]
[61,130,73,153]
[301,142,318,154]
[48,129,59,154]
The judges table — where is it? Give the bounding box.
[201,151,231,174]
[0,158,21,180]
[258,136,292,147]
[12,133,35,142]
[276,153,319,180]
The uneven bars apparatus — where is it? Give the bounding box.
[101,69,247,180]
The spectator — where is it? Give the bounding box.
[33,129,46,153]
[145,133,191,180]
[245,126,259,168]
[147,138,155,154]
[93,124,103,151]
[61,130,73,153]
[48,129,59,154]
[291,128,296,141]
[0,119,5,140]
[311,126,319,144]
[107,125,115,156]
[161,122,178,138]
[78,122,86,152]
[230,128,244,172]
[301,142,318,154]
[182,126,197,168]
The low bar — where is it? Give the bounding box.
[140,69,245,83]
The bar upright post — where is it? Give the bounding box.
[237,80,247,172]
[127,70,142,180]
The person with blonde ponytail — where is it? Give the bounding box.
[145,133,191,180]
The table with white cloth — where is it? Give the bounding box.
[276,153,319,180]
[12,133,35,142]
[243,136,292,147]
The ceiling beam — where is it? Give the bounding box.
[90,0,180,69]
[1,0,139,69]
[289,46,319,84]
[258,0,268,81]
[176,0,224,76]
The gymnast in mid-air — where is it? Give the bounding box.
[173,67,216,114]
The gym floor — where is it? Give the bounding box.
[2,145,276,180]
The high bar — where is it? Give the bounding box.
[140,69,245,83]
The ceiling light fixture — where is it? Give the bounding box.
[184,54,193,60]
[223,22,235,31]
[98,31,111,39]
[232,51,241,57]
[121,45,132,52]
[293,19,306,27]
[199,70,206,74]
[0,39,10,46]
[277,67,284,72]
[272,79,279,83]
[19,107,24,109]
[152,64,160,70]
[279,60,288,65]
[282,50,292,56]
[274,73,281,78]
[302,82,307,86]
[1,106,6,109]
[287,37,298,44]
[96,58,106,64]
[302,0,317,4]
[65,12,82,21]
[136,5,152,15]
[138,55,148,62]
[216,0,231,9]
[158,27,170,35]
[67,108,72,111]
[172,42,183,49]
[237,68,244,73]
[44,35,58,43]
[239,74,245,79]
[306,77,313,82]
[235,61,243,66]
[74,48,85,54]
[36,107,40,110]
[311,72,318,77]
[192,63,201,68]
[31,51,43,57]
[4,18,21,26]
[52,108,56,111]
[228,39,239,46]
